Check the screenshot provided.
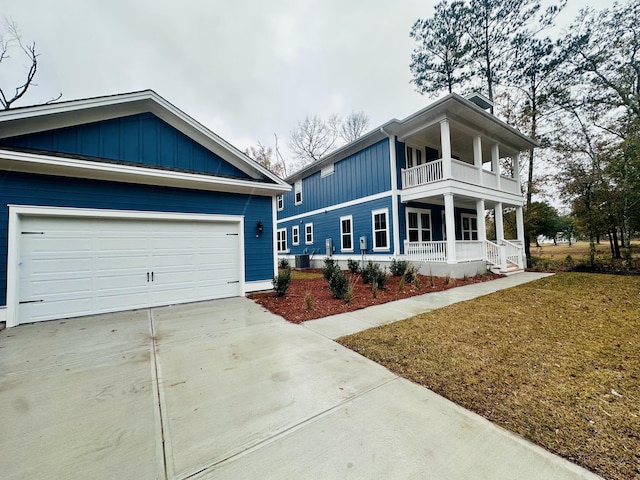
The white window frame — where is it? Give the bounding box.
[292,225,299,246]
[405,143,426,168]
[305,223,314,245]
[372,208,390,251]
[321,163,334,177]
[294,180,303,205]
[340,215,354,252]
[276,194,284,211]
[405,208,432,243]
[461,214,478,241]
[277,228,288,252]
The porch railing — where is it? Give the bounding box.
[401,158,520,194]
[405,239,524,270]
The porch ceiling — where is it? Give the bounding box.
[403,194,521,211]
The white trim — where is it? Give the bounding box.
[292,225,300,246]
[276,228,288,253]
[305,223,314,245]
[372,208,390,252]
[277,191,391,224]
[388,136,401,256]
[461,213,478,241]
[340,215,354,252]
[272,196,279,277]
[406,207,433,242]
[0,90,290,187]
[320,163,334,177]
[6,205,246,328]
[294,180,303,205]
[0,149,289,196]
[0,307,6,323]
[244,280,273,293]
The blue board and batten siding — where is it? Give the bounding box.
[0,171,274,306]
[278,139,391,218]
[0,113,250,179]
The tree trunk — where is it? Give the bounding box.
[612,229,621,259]
[608,232,615,257]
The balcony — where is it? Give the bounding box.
[401,158,520,195]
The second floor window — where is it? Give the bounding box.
[294,180,303,205]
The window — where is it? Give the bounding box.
[406,208,432,242]
[292,225,299,246]
[294,180,302,205]
[277,228,288,252]
[416,149,423,165]
[340,215,353,251]
[305,223,314,244]
[372,209,389,251]
[321,163,334,177]
[461,214,478,240]
[276,195,284,211]
[406,146,414,169]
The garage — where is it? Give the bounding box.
[13,210,243,325]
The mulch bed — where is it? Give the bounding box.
[248,269,504,324]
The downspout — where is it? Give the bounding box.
[381,126,401,257]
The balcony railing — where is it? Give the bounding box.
[405,239,524,270]
[401,158,520,194]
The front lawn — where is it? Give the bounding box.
[338,273,639,480]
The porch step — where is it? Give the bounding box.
[490,265,524,276]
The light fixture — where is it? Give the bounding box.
[256,220,264,237]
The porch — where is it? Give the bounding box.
[404,239,525,273]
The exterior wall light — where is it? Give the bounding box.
[256,220,264,237]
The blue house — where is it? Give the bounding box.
[276,93,537,277]
[0,90,290,327]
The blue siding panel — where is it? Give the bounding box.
[278,196,394,257]
[0,172,274,306]
[277,139,392,219]
[0,113,251,179]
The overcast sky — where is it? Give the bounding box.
[1,0,605,162]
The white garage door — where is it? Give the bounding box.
[17,215,242,324]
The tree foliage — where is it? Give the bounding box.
[245,142,287,178]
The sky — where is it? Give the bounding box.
[1,0,606,164]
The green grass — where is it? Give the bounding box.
[338,273,640,480]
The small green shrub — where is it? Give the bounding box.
[328,270,349,300]
[389,259,409,277]
[278,258,290,269]
[323,257,340,281]
[347,258,360,274]
[272,267,292,297]
[362,261,388,289]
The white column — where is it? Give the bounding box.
[491,143,501,190]
[444,193,457,264]
[494,202,504,243]
[476,199,486,242]
[513,153,521,191]
[440,119,452,179]
[388,135,401,256]
[515,205,525,243]
[473,135,483,185]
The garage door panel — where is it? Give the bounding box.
[17,215,243,324]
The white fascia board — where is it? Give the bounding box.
[0,149,290,196]
[0,90,289,188]
[400,181,524,206]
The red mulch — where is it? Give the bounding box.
[248,269,504,324]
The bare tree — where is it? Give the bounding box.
[0,19,61,109]
[288,114,340,165]
[340,110,370,143]
[245,141,287,178]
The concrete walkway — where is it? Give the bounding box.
[305,271,554,339]
[0,272,601,479]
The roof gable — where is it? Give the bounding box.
[0,112,249,179]
[0,90,289,189]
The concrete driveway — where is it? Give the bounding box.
[0,297,599,479]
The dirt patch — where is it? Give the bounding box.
[248,269,503,324]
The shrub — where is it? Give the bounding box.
[347,258,360,274]
[403,263,416,283]
[328,270,349,300]
[323,257,340,281]
[362,261,388,289]
[278,258,290,269]
[389,259,409,277]
[272,267,292,297]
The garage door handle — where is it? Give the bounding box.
[147,272,150,282]
[151,272,154,282]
